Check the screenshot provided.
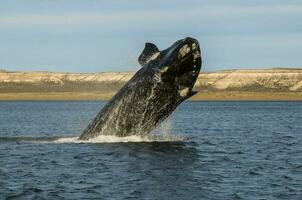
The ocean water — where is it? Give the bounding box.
[0,101,301,200]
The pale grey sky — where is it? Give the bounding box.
[0,0,301,72]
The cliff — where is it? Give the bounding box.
[0,68,302,100]
[195,69,302,92]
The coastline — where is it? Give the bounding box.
[1,68,302,101]
[1,91,301,101]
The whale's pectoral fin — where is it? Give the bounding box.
[138,43,160,67]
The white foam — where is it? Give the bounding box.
[53,119,186,144]
[54,134,186,144]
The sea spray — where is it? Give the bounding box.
[150,117,173,138]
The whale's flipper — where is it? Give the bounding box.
[138,43,160,66]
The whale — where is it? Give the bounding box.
[79,37,202,140]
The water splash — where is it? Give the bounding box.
[0,117,186,144]
[0,135,187,144]
[151,118,172,137]
[57,117,186,143]
[55,134,187,144]
[0,126,186,144]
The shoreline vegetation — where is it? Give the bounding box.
[0,68,302,101]
[0,91,301,101]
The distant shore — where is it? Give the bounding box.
[1,68,302,101]
[1,91,301,101]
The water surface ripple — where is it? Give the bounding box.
[0,101,301,199]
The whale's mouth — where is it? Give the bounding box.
[154,37,201,98]
[174,37,202,89]
[178,41,201,73]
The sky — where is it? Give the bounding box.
[0,0,301,72]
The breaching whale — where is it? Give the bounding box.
[79,37,201,140]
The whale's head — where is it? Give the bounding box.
[138,37,202,100]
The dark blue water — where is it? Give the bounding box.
[0,101,302,200]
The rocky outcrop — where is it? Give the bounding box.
[0,68,302,93]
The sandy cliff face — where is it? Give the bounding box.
[0,71,134,92]
[0,69,302,92]
[195,69,302,92]
[0,71,133,84]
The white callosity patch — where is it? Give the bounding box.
[179,87,189,97]
[159,66,169,73]
[191,42,201,62]
[192,43,197,50]
[178,44,191,59]
[193,51,200,59]
[146,52,160,63]
[193,50,201,62]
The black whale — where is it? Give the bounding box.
[79,37,202,139]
